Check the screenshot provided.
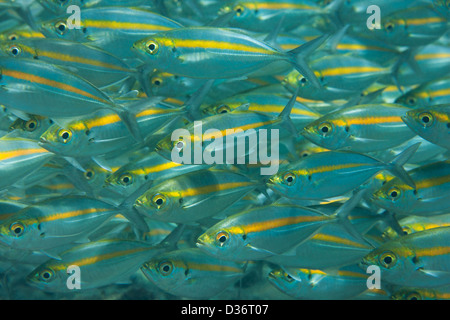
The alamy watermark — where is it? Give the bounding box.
[366,265,381,290]
[66,265,81,290]
[67,5,81,29]
[170,121,280,175]
[367,5,381,30]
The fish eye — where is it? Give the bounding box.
[58,129,72,143]
[401,226,412,235]
[8,34,18,41]
[407,97,416,106]
[385,22,395,32]
[158,261,173,276]
[9,45,21,57]
[418,112,434,127]
[10,222,24,237]
[298,76,307,86]
[173,139,185,151]
[152,193,166,209]
[234,5,245,16]
[25,119,37,132]
[318,121,333,135]
[152,77,163,86]
[146,40,159,55]
[387,187,401,200]
[284,273,295,283]
[406,292,421,300]
[39,269,54,282]
[119,173,133,186]
[379,251,397,268]
[84,168,95,180]
[55,21,67,35]
[215,231,229,247]
[217,104,230,114]
[283,172,296,186]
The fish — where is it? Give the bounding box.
[0,196,123,255]
[27,238,167,291]
[370,4,448,47]
[0,38,136,89]
[267,143,418,200]
[104,151,210,201]
[134,168,258,223]
[371,160,450,216]
[395,77,450,108]
[0,57,142,141]
[301,103,416,153]
[40,7,183,59]
[282,54,391,101]
[221,0,324,32]
[268,264,370,300]
[141,247,246,299]
[133,26,328,87]
[360,226,450,288]
[0,136,54,191]
[195,191,366,261]
[38,98,185,158]
[401,104,450,150]
[391,285,450,300]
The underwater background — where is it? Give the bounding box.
[0,0,449,300]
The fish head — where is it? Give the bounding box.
[132,35,172,65]
[40,17,84,41]
[0,41,32,59]
[219,1,256,25]
[283,70,315,93]
[360,240,414,276]
[0,214,40,249]
[26,265,63,291]
[9,116,53,140]
[134,189,175,221]
[402,109,438,136]
[196,224,246,260]
[302,117,348,150]
[395,92,421,108]
[141,254,186,289]
[390,288,424,300]
[266,170,302,199]
[104,168,142,198]
[155,132,190,163]
[371,178,415,214]
[38,122,87,156]
[267,268,300,294]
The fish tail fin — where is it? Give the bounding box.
[116,105,143,142]
[184,79,215,121]
[385,142,420,189]
[390,47,423,92]
[116,179,156,233]
[287,34,328,89]
[278,85,299,135]
[334,189,375,247]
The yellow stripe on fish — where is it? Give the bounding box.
[2,69,109,104]
[165,181,254,198]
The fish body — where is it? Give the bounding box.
[302,103,416,153]
[360,226,450,288]
[141,247,245,299]
[371,160,450,216]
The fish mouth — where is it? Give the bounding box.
[195,239,205,248]
[39,137,48,144]
[267,271,277,280]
